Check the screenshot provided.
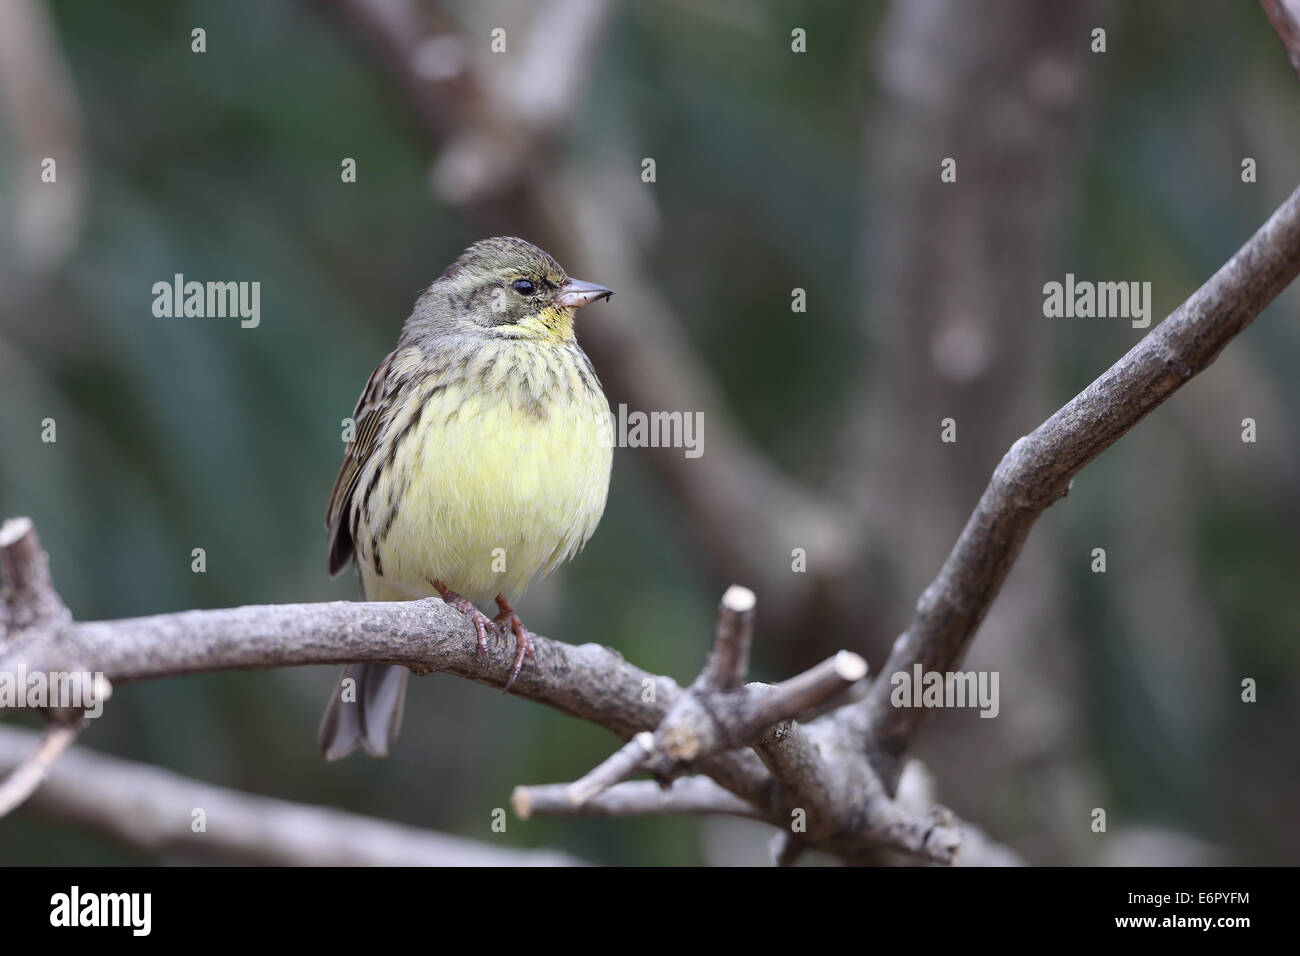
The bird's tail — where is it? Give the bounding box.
[318,662,410,760]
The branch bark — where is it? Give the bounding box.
[0,545,773,811]
[0,726,585,866]
[0,520,990,864]
[855,182,1300,787]
[507,585,968,864]
[0,516,68,632]
[5,0,1296,868]
[1262,0,1300,78]
[513,777,760,821]
[0,0,86,277]
[0,721,83,816]
[6,165,1298,858]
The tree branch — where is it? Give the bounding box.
[0,0,86,278]
[1262,0,1300,78]
[506,585,970,864]
[1,517,991,863]
[0,720,83,817]
[701,585,756,692]
[7,0,1291,868]
[855,182,1300,788]
[0,537,774,811]
[0,726,585,866]
[513,777,760,821]
[0,516,68,632]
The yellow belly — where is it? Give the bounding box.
[355,344,611,606]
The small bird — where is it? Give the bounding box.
[319,237,614,760]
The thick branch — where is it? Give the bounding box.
[0,595,774,809]
[2,515,1023,864]
[857,182,1300,787]
[511,587,963,863]
[0,726,585,866]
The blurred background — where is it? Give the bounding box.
[1,0,1298,865]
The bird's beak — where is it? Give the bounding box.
[556,278,614,309]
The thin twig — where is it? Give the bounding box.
[0,726,585,865]
[514,777,760,820]
[564,732,655,806]
[743,651,868,730]
[512,583,956,863]
[0,720,84,817]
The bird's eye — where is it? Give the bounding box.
[512,279,536,296]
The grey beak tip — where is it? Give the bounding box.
[557,279,615,309]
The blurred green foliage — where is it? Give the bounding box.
[1,0,1298,864]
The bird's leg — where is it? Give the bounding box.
[492,593,538,692]
[428,578,492,656]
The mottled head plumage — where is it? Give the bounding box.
[409,236,613,346]
[441,237,565,283]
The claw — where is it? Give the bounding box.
[429,579,493,655]
[494,594,538,692]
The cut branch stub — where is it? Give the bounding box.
[0,517,70,633]
[517,584,874,858]
[0,510,1005,864]
[701,584,756,691]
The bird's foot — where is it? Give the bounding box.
[493,594,538,693]
[429,579,492,655]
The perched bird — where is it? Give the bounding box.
[319,237,614,760]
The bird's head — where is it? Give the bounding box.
[421,237,613,345]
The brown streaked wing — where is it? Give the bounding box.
[326,350,398,577]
